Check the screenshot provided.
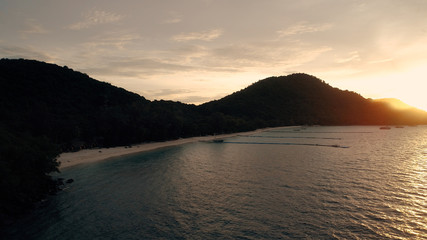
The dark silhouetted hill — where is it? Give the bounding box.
[201,73,427,126]
[1,59,427,221]
[0,59,201,220]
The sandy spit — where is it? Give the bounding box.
[58,127,293,170]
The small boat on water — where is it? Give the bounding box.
[331,144,349,148]
[379,126,391,130]
[199,139,224,143]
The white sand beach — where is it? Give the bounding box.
[58,127,290,169]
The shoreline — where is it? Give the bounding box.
[58,126,294,170]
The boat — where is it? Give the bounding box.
[331,144,350,148]
[379,126,391,130]
[199,139,224,143]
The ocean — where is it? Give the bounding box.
[3,126,427,239]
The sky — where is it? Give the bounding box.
[1,0,427,111]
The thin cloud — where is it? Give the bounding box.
[177,94,220,105]
[277,22,332,37]
[82,33,141,49]
[172,29,223,42]
[142,88,223,104]
[368,58,394,64]
[335,51,361,64]
[147,88,194,98]
[164,18,182,24]
[163,11,183,24]
[163,16,182,24]
[207,41,332,71]
[80,58,196,78]
[68,10,124,30]
[21,19,48,35]
[0,45,52,61]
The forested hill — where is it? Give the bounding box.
[0,59,204,150]
[3,59,426,151]
[0,59,201,220]
[201,73,427,126]
[1,59,427,220]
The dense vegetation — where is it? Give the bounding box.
[0,126,59,219]
[1,58,427,221]
[202,74,427,126]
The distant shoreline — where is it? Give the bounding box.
[58,126,296,170]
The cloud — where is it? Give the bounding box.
[82,32,141,50]
[335,51,361,64]
[142,88,223,104]
[205,40,332,72]
[0,45,52,61]
[176,94,221,105]
[80,58,196,78]
[146,88,194,98]
[164,18,182,24]
[68,10,123,30]
[162,11,183,24]
[277,21,332,37]
[368,58,394,64]
[20,19,48,35]
[172,29,223,42]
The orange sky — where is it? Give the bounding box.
[1,0,426,111]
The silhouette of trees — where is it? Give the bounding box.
[201,73,427,126]
[0,125,59,218]
[1,59,427,220]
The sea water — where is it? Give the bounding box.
[3,126,427,239]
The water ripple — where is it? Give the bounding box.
[3,126,427,239]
